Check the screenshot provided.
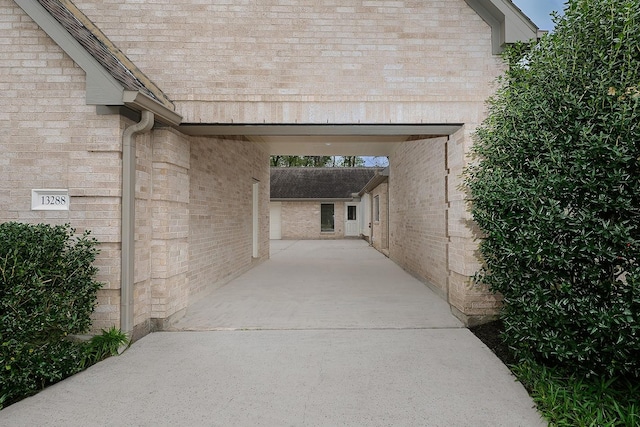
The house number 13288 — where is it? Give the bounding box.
[41,195,67,205]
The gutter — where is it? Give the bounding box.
[16,0,183,338]
[120,110,154,339]
[359,167,389,196]
[118,95,180,340]
[122,91,182,126]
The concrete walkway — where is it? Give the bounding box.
[0,240,544,426]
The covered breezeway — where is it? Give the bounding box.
[170,239,461,330]
[179,122,496,325]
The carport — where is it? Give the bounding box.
[178,122,494,325]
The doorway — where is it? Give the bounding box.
[345,203,359,237]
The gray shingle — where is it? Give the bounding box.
[38,0,174,109]
[270,168,380,199]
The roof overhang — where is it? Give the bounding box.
[180,124,461,156]
[359,168,390,195]
[465,0,539,54]
[122,91,182,126]
[15,0,182,126]
[271,198,356,202]
[179,124,462,137]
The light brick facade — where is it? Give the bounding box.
[1,1,123,331]
[384,132,501,324]
[280,201,346,240]
[2,0,271,337]
[3,0,538,329]
[188,135,270,297]
[370,183,389,253]
[71,0,505,124]
[390,137,449,298]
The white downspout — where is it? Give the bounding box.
[121,110,154,339]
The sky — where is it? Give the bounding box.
[512,0,566,31]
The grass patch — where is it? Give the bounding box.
[471,320,640,426]
[511,361,640,426]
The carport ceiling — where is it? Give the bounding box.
[178,124,462,156]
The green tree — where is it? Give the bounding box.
[465,0,639,377]
[270,156,332,167]
[338,156,366,167]
[270,155,369,167]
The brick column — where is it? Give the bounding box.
[446,127,501,325]
[149,129,190,330]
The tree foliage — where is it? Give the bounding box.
[465,0,640,377]
[270,155,372,167]
[270,156,332,167]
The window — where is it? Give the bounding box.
[347,205,357,221]
[374,195,380,222]
[321,203,334,232]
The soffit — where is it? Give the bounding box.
[179,124,461,156]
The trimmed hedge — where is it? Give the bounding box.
[0,222,103,408]
[465,0,639,377]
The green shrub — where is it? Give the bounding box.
[0,222,103,408]
[465,0,640,377]
[512,361,640,426]
[82,327,129,368]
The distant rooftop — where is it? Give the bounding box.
[270,168,381,200]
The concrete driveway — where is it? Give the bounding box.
[0,240,544,426]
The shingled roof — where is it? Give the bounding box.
[37,0,174,109]
[271,168,380,200]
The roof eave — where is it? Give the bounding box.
[359,168,390,196]
[271,198,356,202]
[16,0,124,105]
[465,0,539,54]
[123,91,182,126]
[15,0,182,126]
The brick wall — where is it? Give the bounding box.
[389,136,449,298]
[147,129,191,333]
[446,128,501,324]
[370,183,389,253]
[72,0,503,124]
[1,1,124,331]
[280,201,346,239]
[387,132,501,324]
[188,136,270,297]
[4,0,510,328]
[3,1,272,335]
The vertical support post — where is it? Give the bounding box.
[252,181,259,258]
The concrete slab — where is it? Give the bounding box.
[1,330,543,426]
[0,240,544,426]
[170,240,462,331]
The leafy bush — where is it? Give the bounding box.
[82,327,129,368]
[0,222,103,408]
[465,0,639,377]
[513,361,640,426]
